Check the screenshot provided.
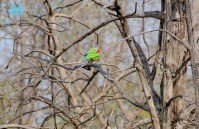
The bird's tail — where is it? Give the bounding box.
[81,57,91,70]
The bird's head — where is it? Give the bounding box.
[97,48,101,53]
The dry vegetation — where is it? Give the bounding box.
[0,0,198,129]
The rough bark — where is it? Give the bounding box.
[185,0,199,129]
[162,0,188,128]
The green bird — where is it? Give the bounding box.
[74,47,100,70]
[84,47,101,63]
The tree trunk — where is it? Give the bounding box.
[185,0,199,128]
[162,0,188,128]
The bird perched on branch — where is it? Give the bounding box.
[83,47,101,63]
[80,47,100,70]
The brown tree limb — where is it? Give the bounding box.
[113,1,160,129]
[0,124,40,129]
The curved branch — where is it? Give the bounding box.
[74,63,148,111]
[54,0,83,11]
[0,124,36,129]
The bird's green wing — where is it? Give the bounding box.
[85,47,99,61]
[86,48,97,54]
[86,53,100,60]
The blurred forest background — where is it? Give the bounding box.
[0,0,198,129]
